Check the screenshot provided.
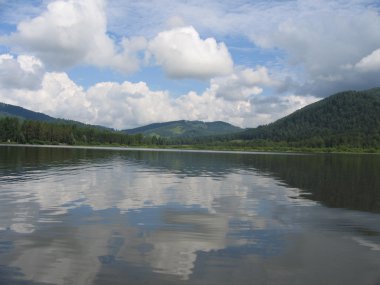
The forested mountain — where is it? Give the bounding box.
[0,102,108,130]
[0,117,143,145]
[0,102,57,122]
[123,120,243,138]
[235,88,380,148]
[2,87,380,150]
[0,102,143,145]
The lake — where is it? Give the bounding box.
[0,145,380,285]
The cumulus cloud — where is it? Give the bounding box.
[177,82,318,127]
[105,0,380,96]
[0,67,318,129]
[237,1,380,96]
[2,0,380,96]
[203,1,376,97]
[86,81,178,128]
[355,49,380,73]
[210,66,277,101]
[247,94,319,126]
[148,26,233,79]
[3,0,144,73]
[0,54,44,90]
[0,70,179,128]
[2,0,334,129]
[0,72,93,123]
[2,1,234,79]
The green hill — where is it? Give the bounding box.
[236,88,380,148]
[3,87,380,150]
[0,103,142,145]
[0,102,57,122]
[0,102,109,130]
[123,120,243,138]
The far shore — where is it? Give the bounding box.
[1,142,379,155]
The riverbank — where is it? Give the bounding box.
[1,142,380,154]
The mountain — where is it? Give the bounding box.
[236,87,380,148]
[0,102,57,122]
[0,103,142,145]
[0,102,109,130]
[3,87,380,149]
[123,120,243,138]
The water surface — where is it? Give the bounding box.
[0,145,380,284]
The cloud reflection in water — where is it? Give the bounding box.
[0,146,379,284]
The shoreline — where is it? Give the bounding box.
[1,143,379,155]
[0,143,299,155]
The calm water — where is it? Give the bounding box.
[0,145,380,285]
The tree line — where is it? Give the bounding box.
[0,117,143,146]
[230,90,380,149]
[2,88,380,151]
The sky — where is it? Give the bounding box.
[0,0,379,129]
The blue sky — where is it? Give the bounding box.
[0,0,380,129]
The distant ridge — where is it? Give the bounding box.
[0,102,57,122]
[0,102,109,130]
[3,87,380,149]
[235,87,380,147]
[123,120,243,138]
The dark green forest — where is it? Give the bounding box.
[0,102,56,122]
[233,88,380,149]
[0,117,143,146]
[145,88,380,151]
[1,87,380,151]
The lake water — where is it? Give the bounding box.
[0,145,380,285]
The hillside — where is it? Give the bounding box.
[0,103,141,145]
[236,88,380,148]
[0,102,57,122]
[3,87,380,150]
[123,120,243,138]
[0,102,109,130]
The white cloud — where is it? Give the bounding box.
[0,54,44,90]
[183,90,319,128]
[211,66,277,101]
[0,72,93,123]
[252,94,319,125]
[355,48,380,72]
[105,0,380,95]
[0,67,318,129]
[248,1,380,95]
[86,81,178,128]
[148,26,233,79]
[3,0,379,96]
[176,90,252,127]
[3,0,144,73]
[234,1,380,96]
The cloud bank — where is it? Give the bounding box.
[355,49,380,73]
[0,54,44,90]
[0,64,317,129]
[148,26,233,79]
[105,0,380,96]
[1,0,379,129]
[3,0,144,73]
